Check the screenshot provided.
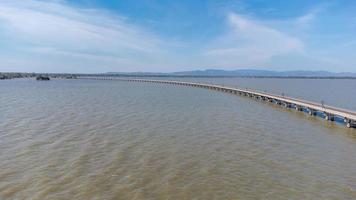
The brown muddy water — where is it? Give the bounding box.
[1,78,356,199]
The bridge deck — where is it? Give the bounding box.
[79,77,356,128]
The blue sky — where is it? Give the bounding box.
[0,0,355,73]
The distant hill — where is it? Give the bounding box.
[106,69,356,78]
[172,69,356,77]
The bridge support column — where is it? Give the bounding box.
[295,105,302,111]
[347,121,352,128]
[308,108,316,115]
[324,113,334,121]
[345,119,355,128]
[283,102,291,108]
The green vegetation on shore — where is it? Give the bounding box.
[1,71,356,80]
[0,72,77,80]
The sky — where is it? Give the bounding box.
[0,0,355,73]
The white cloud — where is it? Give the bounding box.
[0,0,172,72]
[295,6,325,28]
[203,13,304,67]
[296,12,316,27]
[0,1,353,72]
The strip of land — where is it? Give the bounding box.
[1,72,356,80]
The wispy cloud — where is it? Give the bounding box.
[0,0,354,72]
[295,5,327,28]
[296,11,317,28]
[0,0,172,72]
[203,13,304,67]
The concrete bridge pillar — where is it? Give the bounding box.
[308,108,316,115]
[347,121,355,128]
[324,113,334,121]
[345,119,355,128]
[283,103,291,108]
[295,106,302,111]
[347,121,352,128]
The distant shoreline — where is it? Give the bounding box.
[81,74,356,79]
[1,72,356,80]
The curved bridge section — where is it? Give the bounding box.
[80,77,356,129]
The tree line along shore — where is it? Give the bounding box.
[1,72,356,80]
[0,72,77,80]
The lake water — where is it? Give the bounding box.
[1,78,356,199]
